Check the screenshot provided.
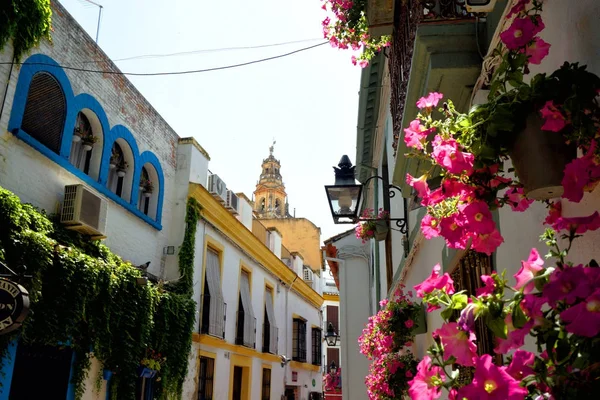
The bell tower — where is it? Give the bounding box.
[253,142,289,218]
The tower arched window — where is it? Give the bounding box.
[21,72,66,154]
[275,199,281,216]
[69,112,103,178]
[137,164,159,219]
[260,198,266,211]
[107,141,134,201]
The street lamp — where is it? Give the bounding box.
[324,322,339,346]
[324,155,409,235]
[329,361,337,374]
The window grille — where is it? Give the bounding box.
[198,356,214,400]
[21,72,66,154]
[292,318,307,362]
[311,328,322,366]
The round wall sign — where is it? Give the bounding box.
[312,379,316,387]
[0,278,30,334]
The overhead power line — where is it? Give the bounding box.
[0,42,328,77]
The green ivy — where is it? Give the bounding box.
[0,0,52,62]
[0,187,198,399]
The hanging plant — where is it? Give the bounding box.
[0,0,52,62]
[355,208,389,243]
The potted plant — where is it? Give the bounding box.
[142,180,154,197]
[116,161,128,178]
[72,126,83,143]
[401,0,600,256]
[138,348,166,379]
[355,208,389,243]
[109,153,120,169]
[81,133,98,151]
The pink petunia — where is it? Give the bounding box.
[560,289,600,337]
[561,141,600,203]
[544,201,562,226]
[414,263,455,298]
[405,319,414,329]
[553,211,600,234]
[476,274,496,297]
[471,229,504,255]
[506,0,528,19]
[440,216,468,249]
[404,119,434,150]
[460,201,496,234]
[435,322,478,367]
[506,187,534,212]
[521,294,547,327]
[421,214,441,239]
[442,179,476,201]
[526,37,551,65]
[514,248,544,293]
[543,265,591,306]
[406,174,430,201]
[495,315,533,354]
[408,356,445,400]
[506,350,536,381]
[458,354,528,400]
[416,92,443,110]
[500,17,537,50]
[539,101,567,132]
[432,136,475,175]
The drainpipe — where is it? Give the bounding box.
[0,55,15,126]
[373,174,382,308]
[284,274,299,387]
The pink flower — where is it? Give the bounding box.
[435,322,478,367]
[404,119,434,150]
[407,174,430,200]
[521,294,547,327]
[506,350,536,381]
[416,92,443,110]
[500,17,537,50]
[495,315,533,354]
[458,354,528,399]
[526,38,551,64]
[405,319,414,329]
[358,59,369,68]
[440,216,468,249]
[421,214,441,239]
[514,248,544,293]
[506,187,534,212]
[553,211,600,234]
[442,179,475,201]
[539,101,567,132]
[351,55,357,66]
[506,0,528,18]
[543,265,591,306]
[544,201,562,226]
[471,230,504,255]
[432,136,475,175]
[461,201,495,234]
[414,263,455,298]
[476,274,496,297]
[408,356,445,400]
[560,289,600,337]
[405,370,413,378]
[561,141,600,202]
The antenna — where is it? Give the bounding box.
[79,0,104,44]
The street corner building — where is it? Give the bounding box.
[0,1,325,400]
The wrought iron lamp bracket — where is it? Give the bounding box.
[359,176,409,235]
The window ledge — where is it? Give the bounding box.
[14,129,162,230]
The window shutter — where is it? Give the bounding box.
[21,72,66,154]
[327,348,339,371]
[327,305,339,332]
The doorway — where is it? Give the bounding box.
[285,386,297,400]
[232,366,243,400]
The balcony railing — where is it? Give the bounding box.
[235,311,256,349]
[262,323,278,354]
[200,294,226,339]
[390,0,475,157]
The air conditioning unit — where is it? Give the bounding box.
[208,174,227,203]
[226,190,239,215]
[303,268,313,283]
[60,184,108,240]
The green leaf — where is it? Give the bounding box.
[450,294,468,310]
[486,316,508,339]
[512,303,528,329]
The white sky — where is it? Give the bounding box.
[59,0,361,242]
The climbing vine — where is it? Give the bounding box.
[172,197,201,296]
[0,0,53,62]
[0,186,197,400]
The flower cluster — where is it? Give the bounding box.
[321,0,391,67]
[409,226,600,400]
[323,367,341,391]
[355,208,389,243]
[359,287,421,399]
[142,179,154,193]
[141,348,166,372]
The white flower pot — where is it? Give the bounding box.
[72,134,81,143]
[143,192,152,198]
[82,144,93,152]
[110,162,117,169]
[139,185,145,191]
[117,169,127,178]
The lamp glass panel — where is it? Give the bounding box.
[326,186,361,217]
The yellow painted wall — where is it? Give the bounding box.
[260,218,322,272]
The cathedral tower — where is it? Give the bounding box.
[253,142,289,218]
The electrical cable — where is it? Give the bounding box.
[0,41,329,76]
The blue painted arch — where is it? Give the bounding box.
[7,54,164,228]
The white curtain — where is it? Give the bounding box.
[265,290,277,353]
[239,272,256,347]
[205,249,225,337]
